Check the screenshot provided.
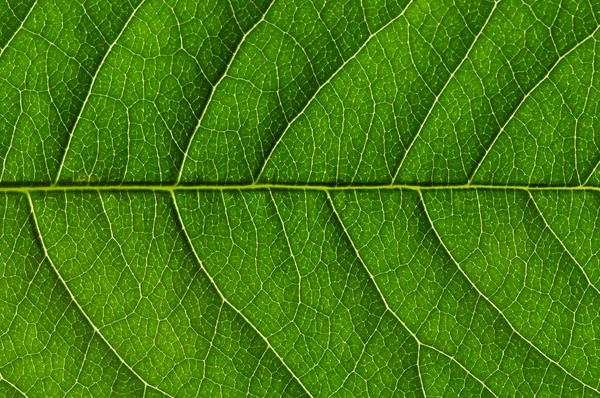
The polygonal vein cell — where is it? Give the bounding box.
[29,190,305,397]
[56,0,274,185]
[422,189,600,392]
[0,0,143,183]
[1,0,600,397]
[0,192,147,397]
[0,0,36,51]
[175,189,423,397]
[179,0,413,184]
[397,0,599,184]
[260,0,497,185]
[331,189,593,397]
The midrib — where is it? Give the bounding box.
[0,183,599,193]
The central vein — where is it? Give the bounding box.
[0,184,599,193]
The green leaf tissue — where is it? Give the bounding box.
[1,0,599,396]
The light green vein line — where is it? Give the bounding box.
[527,191,600,296]
[253,0,417,183]
[0,372,28,398]
[268,190,302,321]
[390,0,499,184]
[63,330,96,397]
[416,343,426,398]
[176,0,277,185]
[418,190,600,394]
[325,191,497,398]
[270,189,388,396]
[2,184,600,193]
[170,191,315,398]
[53,0,147,185]
[468,24,600,183]
[331,310,388,396]
[0,0,37,58]
[25,192,176,398]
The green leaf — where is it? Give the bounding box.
[1,0,599,396]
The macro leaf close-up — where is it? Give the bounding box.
[1,0,600,396]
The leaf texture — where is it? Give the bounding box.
[1,0,600,396]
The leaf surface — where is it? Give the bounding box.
[1,0,600,396]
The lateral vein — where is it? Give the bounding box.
[25,192,177,398]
